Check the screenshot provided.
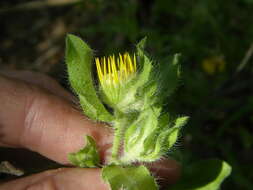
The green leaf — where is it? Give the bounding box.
[65,34,113,122]
[102,165,158,190]
[134,37,153,89]
[123,113,188,163]
[123,107,161,162]
[156,53,181,105]
[165,116,189,149]
[136,37,147,51]
[151,116,188,158]
[169,159,232,190]
[68,135,100,168]
[140,115,188,160]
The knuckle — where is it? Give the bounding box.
[19,87,42,147]
[19,85,49,150]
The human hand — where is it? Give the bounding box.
[0,70,180,190]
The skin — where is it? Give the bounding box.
[0,70,181,190]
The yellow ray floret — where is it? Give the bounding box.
[95,52,137,85]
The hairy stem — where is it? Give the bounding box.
[109,110,137,164]
[110,115,129,164]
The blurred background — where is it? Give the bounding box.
[0,0,253,189]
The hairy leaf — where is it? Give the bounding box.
[165,116,189,149]
[156,53,181,105]
[123,107,161,162]
[123,112,188,162]
[102,165,158,190]
[65,34,113,122]
[68,135,100,168]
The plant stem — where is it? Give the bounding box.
[109,110,136,164]
[110,120,125,164]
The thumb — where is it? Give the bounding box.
[0,168,109,190]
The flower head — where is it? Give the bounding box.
[95,52,137,86]
[95,52,137,106]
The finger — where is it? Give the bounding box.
[0,70,77,103]
[0,168,109,190]
[0,74,113,164]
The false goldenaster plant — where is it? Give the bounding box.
[65,34,231,190]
